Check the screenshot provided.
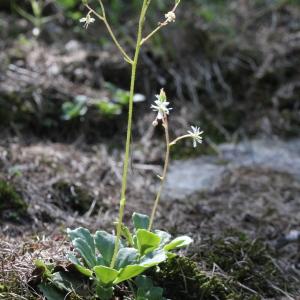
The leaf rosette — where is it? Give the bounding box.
[66,213,192,299]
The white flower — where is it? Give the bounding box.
[188,126,204,148]
[165,11,176,23]
[80,13,95,29]
[151,89,172,120]
[151,100,171,119]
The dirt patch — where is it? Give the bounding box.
[0,139,157,237]
[51,180,102,215]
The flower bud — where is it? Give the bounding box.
[158,88,166,102]
[165,11,176,23]
[152,119,158,127]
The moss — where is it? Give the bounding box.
[149,231,296,300]
[52,181,96,215]
[0,284,8,292]
[197,232,292,298]
[148,256,252,300]
[0,180,28,222]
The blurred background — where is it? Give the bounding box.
[1,0,299,143]
[0,1,300,299]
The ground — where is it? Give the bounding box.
[0,140,299,299]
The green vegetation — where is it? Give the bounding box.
[6,233,296,300]
[135,275,166,300]
[150,232,294,300]
[13,0,57,36]
[36,213,192,299]
[62,83,138,121]
[197,231,296,299]
[199,233,290,298]
[150,256,239,300]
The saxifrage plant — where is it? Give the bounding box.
[35,1,204,299]
[66,212,192,299]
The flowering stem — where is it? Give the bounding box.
[140,21,168,46]
[85,3,133,64]
[148,117,170,231]
[110,0,150,269]
[169,134,191,147]
[140,1,181,46]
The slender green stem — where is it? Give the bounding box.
[85,4,133,64]
[102,18,133,63]
[169,134,191,147]
[148,117,170,231]
[110,0,150,269]
[85,4,103,20]
[141,22,167,46]
[140,0,181,46]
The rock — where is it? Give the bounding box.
[164,138,300,199]
[163,157,226,199]
[65,40,81,53]
[220,139,300,177]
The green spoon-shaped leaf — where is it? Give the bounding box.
[67,227,95,256]
[132,213,150,230]
[163,236,193,251]
[93,266,119,286]
[67,253,93,277]
[73,238,97,268]
[136,229,161,256]
[94,231,117,265]
[115,247,138,270]
[114,265,147,284]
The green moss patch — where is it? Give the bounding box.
[149,256,246,300]
[0,179,28,222]
[148,232,296,299]
[197,232,294,298]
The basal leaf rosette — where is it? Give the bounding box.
[66,213,192,298]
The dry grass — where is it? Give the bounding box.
[0,235,70,299]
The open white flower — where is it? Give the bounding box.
[80,12,95,29]
[151,89,172,121]
[151,100,171,120]
[165,11,176,23]
[188,126,204,148]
